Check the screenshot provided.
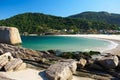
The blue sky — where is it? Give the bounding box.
[0,0,120,20]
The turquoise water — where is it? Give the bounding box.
[21,36,114,52]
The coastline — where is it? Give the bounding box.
[56,34,120,55]
[103,39,120,55]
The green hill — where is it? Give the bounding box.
[0,12,119,34]
[69,11,120,26]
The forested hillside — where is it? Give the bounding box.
[0,12,119,34]
[69,11,120,26]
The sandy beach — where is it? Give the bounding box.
[58,34,120,55]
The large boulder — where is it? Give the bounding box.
[0,52,26,72]
[46,59,77,80]
[0,52,13,69]
[60,59,77,74]
[4,58,25,71]
[97,55,119,69]
[0,27,22,45]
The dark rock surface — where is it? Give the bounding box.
[97,55,119,69]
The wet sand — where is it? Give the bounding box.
[103,39,120,55]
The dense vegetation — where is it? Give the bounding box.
[69,11,120,26]
[0,12,119,34]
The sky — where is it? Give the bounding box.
[0,0,120,20]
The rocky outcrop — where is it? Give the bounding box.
[0,27,22,45]
[46,59,77,80]
[0,43,44,62]
[0,52,26,72]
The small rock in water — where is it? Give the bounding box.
[55,50,63,56]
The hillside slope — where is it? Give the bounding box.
[0,12,119,34]
[69,11,120,26]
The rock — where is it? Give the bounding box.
[88,63,104,70]
[0,27,22,45]
[97,55,119,69]
[77,58,87,68]
[38,58,47,63]
[46,59,77,80]
[14,63,26,71]
[0,57,9,69]
[47,50,56,55]
[0,52,13,69]
[0,52,26,72]
[43,51,51,55]
[0,43,44,62]
[0,52,13,60]
[60,59,77,74]
[106,69,120,78]
[116,61,120,71]
[55,50,63,56]
[46,62,72,80]
[4,58,23,71]
[0,49,3,54]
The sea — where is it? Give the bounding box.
[21,35,117,52]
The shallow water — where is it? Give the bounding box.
[21,36,115,52]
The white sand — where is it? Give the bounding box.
[0,68,44,80]
[57,34,120,40]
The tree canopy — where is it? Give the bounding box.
[0,12,119,34]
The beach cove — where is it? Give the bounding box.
[21,34,119,55]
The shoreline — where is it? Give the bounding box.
[56,34,120,55]
[103,39,120,55]
[22,34,120,55]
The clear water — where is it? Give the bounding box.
[21,36,114,52]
